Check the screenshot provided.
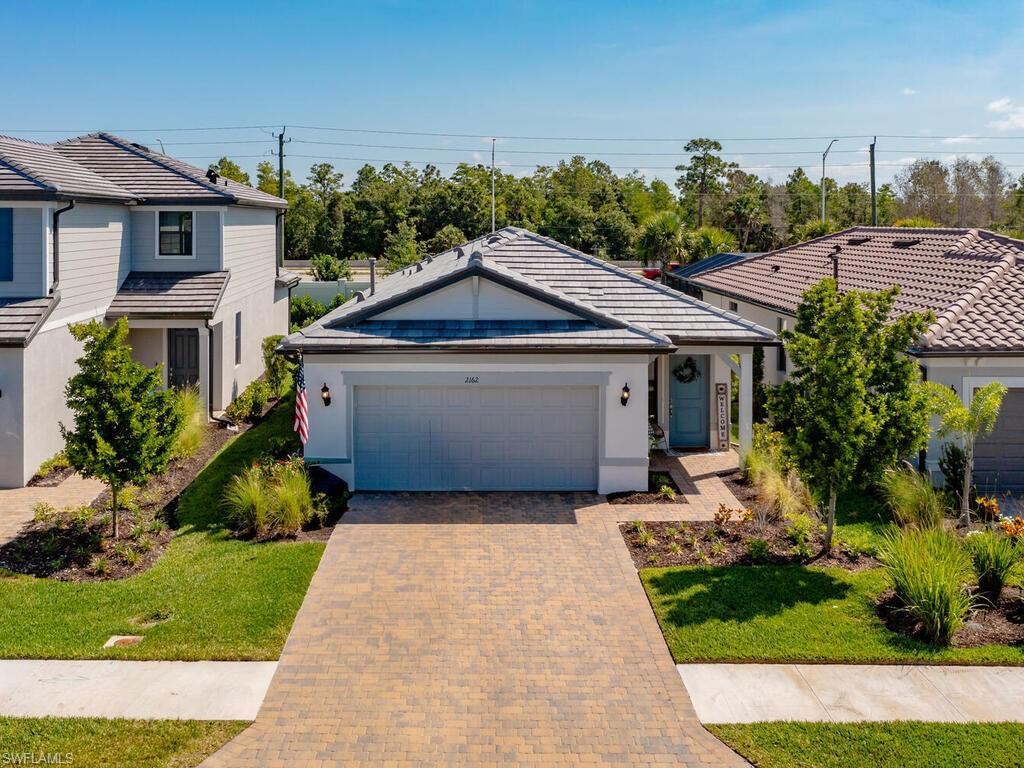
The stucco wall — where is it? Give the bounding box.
[128,327,165,374]
[301,352,653,494]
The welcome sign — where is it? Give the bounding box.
[716,383,730,451]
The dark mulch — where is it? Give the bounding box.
[878,586,1024,648]
[27,465,76,487]
[721,469,759,507]
[620,519,878,571]
[607,471,687,505]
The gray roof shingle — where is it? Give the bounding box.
[0,296,57,347]
[283,228,775,353]
[106,271,229,320]
[0,136,135,202]
[685,226,1024,354]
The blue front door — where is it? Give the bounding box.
[669,354,709,448]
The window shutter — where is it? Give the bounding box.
[0,208,12,282]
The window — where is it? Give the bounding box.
[0,208,12,281]
[158,211,193,256]
[728,300,738,312]
[234,311,242,366]
[776,318,787,373]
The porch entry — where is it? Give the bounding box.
[669,353,709,448]
[168,328,200,388]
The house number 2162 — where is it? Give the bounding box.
[464,376,480,383]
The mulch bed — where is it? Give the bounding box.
[878,586,1024,648]
[607,471,687,505]
[620,519,877,571]
[27,465,76,487]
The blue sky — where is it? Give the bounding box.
[6,0,1024,187]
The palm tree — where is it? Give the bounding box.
[928,381,1008,527]
[636,211,685,284]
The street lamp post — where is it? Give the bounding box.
[821,139,837,221]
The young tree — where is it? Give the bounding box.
[61,318,184,537]
[382,220,425,271]
[210,157,251,186]
[424,223,467,254]
[928,381,1008,528]
[636,211,685,281]
[769,280,933,550]
[309,253,351,282]
[675,138,736,227]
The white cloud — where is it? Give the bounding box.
[902,87,916,96]
[988,97,1013,113]
[941,134,978,145]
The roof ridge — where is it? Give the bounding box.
[515,230,773,339]
[94,133,236,201]
[920,251,1017,347]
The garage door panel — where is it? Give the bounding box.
[975,388,1024,493]
[354,385,598,491]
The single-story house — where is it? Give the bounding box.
[678,226,1024,493]
[281,227,775,494]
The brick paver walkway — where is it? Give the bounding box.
[0,474,105,546]
[206,492,745,767]
[650,450,743,520]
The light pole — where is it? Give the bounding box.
[821,139,837,221]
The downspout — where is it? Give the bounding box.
[51,200,76,294]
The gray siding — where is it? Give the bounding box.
[221,207,275,301]
[130,209,222,271]
[50,203,131,324]
[0,207,46,297]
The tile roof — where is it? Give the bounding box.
[106,271,229,320]
[282,228,775,353]
[0,296,57,347]
[0,133,286,208]
[685,226,1024,354]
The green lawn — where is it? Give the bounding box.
[0,717,246,768]
[0,401,325,660]
[710,722,1024,768]
[641,564,1024,664]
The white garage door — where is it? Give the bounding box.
[354,386,599,491]
[974,388,1024,493]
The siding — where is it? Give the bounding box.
[49,204,131,324]
[701,288,790,386]
[0,207,46,297]
[130,209,222,271]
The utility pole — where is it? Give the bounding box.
[272,127,290,269]
[821,139,837,221]
[869,136,877,225]
[490,138,496,232]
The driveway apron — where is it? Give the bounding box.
[206,492,744,767]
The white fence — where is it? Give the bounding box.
[291,280,372,305]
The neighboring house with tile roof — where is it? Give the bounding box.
[679,226,1024,492]
[283,227,775,494]
[0,132,295,487]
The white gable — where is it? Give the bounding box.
[376,276,577,321]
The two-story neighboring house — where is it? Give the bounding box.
[0,132,293,488]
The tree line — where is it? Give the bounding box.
[210,139,1024,271]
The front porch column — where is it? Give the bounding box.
[738,351,753,456]
[197,328,211,417]
[656,354,670,444]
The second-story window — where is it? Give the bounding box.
[159,211,193,257]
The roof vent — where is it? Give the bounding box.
[129,142,151,153]
[893,238,921,248]
[205,167,220,184]
[469,250,484,263]
[771,264,781,273]
[848,236,872,245]
[487,234,502,244]
[354,291,366,302]
[454,246,464,259]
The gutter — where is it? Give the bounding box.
[51,200,75,294]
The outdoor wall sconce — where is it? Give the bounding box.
[620,383,630,406]
[321,383,332,407]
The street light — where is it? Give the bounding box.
[821,139,837,221]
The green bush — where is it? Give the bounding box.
[223,465,272,536]
[879,527,974,645]
[835,528,880,559]
[746,538,772,564]
[172,385,205,459]
[967,530,1019,602]
[785,512,818,557]
[878,468,946,529]
[225,379,273,424]
[270,460,315,535]
[261,336,293,397]
[309,253,352,282]
[938,442,970,507]
[36,451,70,478]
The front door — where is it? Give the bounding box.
[669,354,709,448]
[168,329,200,388]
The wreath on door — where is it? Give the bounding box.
[672,356,701,384]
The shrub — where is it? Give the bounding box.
[626,520,646,534]
[763,469,812,522]
[752,424,786,468]
[835,529,879,559]
[90,556,109,576]
[938,442,969,506]
[226,379,273,424]
[32,502,59,526]
[290,294,327,331]
[878,468,946,529]
[742,447,775,488]
[650,473,671,487]
[746,538,772,564]
[262,336,293,397]
[714,504,734,526]
[658,484,677,501]
[172,385,205,459]
[309,253,351,282]
[710,541,727,557]
[967,530,1019,602]
[270,460,315,535]
[224,466,272,536]
[36,451,70,478]
[785,512,818,557]
[113,543,141,567]
[879,527,974,645]
[636,527,656,548]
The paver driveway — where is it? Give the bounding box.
[206,493,744,767]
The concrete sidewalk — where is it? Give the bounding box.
[0,660,276,720]
[678,663,1024,724]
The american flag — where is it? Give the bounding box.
[293,356,309,445]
